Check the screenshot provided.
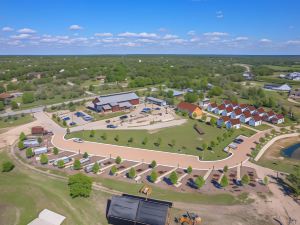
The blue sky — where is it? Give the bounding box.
[0,0,299,55]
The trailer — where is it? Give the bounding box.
[33,147,48,155]
[23,139,39,148]
[53,156,71,166]
[84,164,94,173]
[79,157,90,164]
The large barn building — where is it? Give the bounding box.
[92,92,139,112]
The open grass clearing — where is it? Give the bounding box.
[0,114,35,129]
[66,118,255,161]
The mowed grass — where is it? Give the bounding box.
[66,119,255,160]
[0,114,35,129]
[0,150,110,225]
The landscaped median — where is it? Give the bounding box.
[65,118,256,161]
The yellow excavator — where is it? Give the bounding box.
[177,212,202,225]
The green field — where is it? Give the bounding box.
[0,114,35,129]
[0,150,109,225]
[66,119,255,160]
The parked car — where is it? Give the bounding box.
[73,138,83,143]
[120,115,128,120]
[154,107,161,110]
[62,116,70,121]
[69,122,76,126]
[234,138,244,144]
[107,124,118,128]
[105,120,111,123]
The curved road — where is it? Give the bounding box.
[30,112,268,170]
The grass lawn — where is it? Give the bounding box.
[0,114,35,129]
[66,119,255,160]
[0,150,110,225]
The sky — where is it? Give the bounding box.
[0,0,300,55]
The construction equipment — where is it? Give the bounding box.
[177,212,202,225]
[139,184,152,197]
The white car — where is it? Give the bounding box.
[73,138,83,143]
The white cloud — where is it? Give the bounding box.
[166,38,187,44]
[187,30,196,36]
[17,28,36,33]
[162,34,179,40]
[118,32,158,38]
[286,40,300,45]
[10,33,32,39]
[94,32,113,37]
[260,38,272,43]
[235,36,249,41]
[135,39,157,43]
[158,27,168,32]
[216,11,224,19]
[203,32,228,36]
[120,42,140,47]
[2,26,14,32]
[69,25,83,30]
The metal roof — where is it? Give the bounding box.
[95,92,138,106]
[146,97,166,104]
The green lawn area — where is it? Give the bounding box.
[254,157,299,174]
[0,150,109,225]
[66,119,255,161]
[0,114,35,129]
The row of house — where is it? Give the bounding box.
[208,100,284,127]
[263,83,292,92]
[280,72,300,81]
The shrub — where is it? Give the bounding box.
[102,132,107,140]
[114,135,119,142]
[18,141,25,150]
[89,130,95,137]
[149,170,158,183]
[83,152,89,159]
[142,137,148,145]
[194,176,205,189]
[26,148,34,158]
[128,167,136,179]
[53,147,59,155]
[19,132,26,141]
[150,160,157,168]
[68,173,92,198]
[220,175,229,187]
[263,176,269,185]
[223,165,228,173]
[38,137,43,144]
[187,166,193,174]
[241,174,250,185]
[57,160,65,168]
[169,171,178,185]
[92,162,100,174]
[40,154,48,164]
[110,166,118,175]
[115,156,122,164]
[73,159,81,170]
[2,161,15,172]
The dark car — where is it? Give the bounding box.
[234,138,244,144]
[107,124,118,128]
[120,115,128,120]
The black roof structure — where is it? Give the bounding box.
[107,195,172,225]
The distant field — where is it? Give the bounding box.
[0,114,35,129]
[66,119,255,161]
[264,65,300,72]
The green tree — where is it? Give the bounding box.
[194,176,205,189]
[53,147,59,155]
[63,120,67,126]
[169,171,178,185]
[220,175,229,187]
[142,137,148,145]
[2,161,15,172]
[128,137,134,143]
[19,132,26,141]
[171,139,176,147]
[92,162,100,174]
[149,170,158,183]
[89,130,95,137]
[263,176,269,185]
[11,101,19,110]
[22,92,35,104]
[150,160,157,168]
[18,141,25,150]
[115,156,122,164]
[110,165,118,175]
[0,102,4,111]
[40,154,48,164]
[210,140,216,148]
[102,132,107,140]
[68,173,92,198]
[26,148,34,158]
[128,167,136,179]
[83,152,89,159]
[241,174,250,185]
[114,134,119,142]
[187,166,193,174]
[184,92,198,103]
[57,160,65,168]
[37,137,43,144]
[66,128,70,134]
[210,117,217,126]
[156,137,162,146]
[259,137,265,143]
[73,159,81,170]
[223,165,228,173]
